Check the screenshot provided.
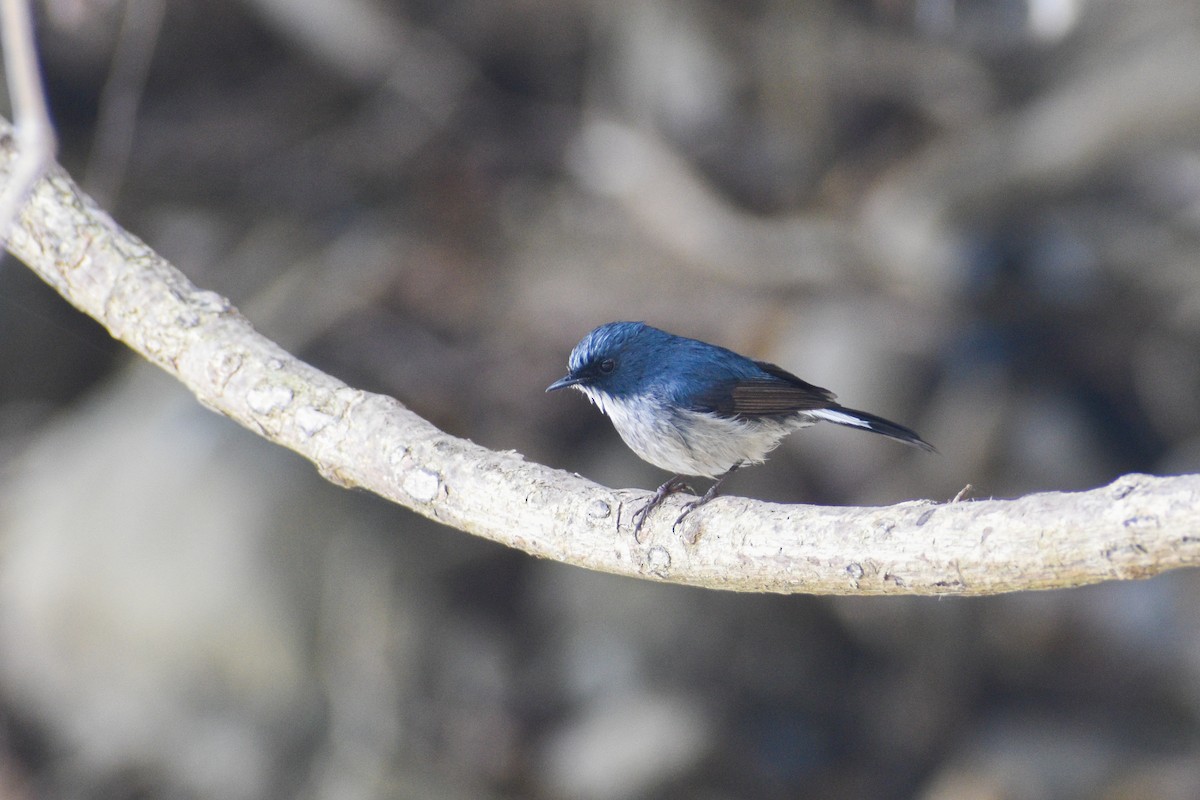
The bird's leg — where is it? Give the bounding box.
[631,475,692,540]
[672,461,743,530]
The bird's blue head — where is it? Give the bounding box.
[546,321,664,399]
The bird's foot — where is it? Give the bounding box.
[632,476,691,541]
[671,483,723,531]
[670,461,743,534]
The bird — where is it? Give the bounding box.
[546,321,935,536]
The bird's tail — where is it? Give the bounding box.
[810,406,937,453]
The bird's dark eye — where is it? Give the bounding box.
[598,358,616,374]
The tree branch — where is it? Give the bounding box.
[1,116,1198,595]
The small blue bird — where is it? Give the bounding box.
[547,321,935,534]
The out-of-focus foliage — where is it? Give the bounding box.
[0,0,1198,797]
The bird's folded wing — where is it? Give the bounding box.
[691,361,837,417]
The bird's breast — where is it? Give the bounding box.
[585,390,808,478]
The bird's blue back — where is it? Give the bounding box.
[570,322,783,411]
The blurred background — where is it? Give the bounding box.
[0,0,1199,797]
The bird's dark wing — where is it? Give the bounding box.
[691,360,837,418]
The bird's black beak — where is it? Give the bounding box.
[546,374,582,393]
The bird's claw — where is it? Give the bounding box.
[670,500,703,531]
[668,466,739,533]
[671,493,726,535]
[631,476,691,541]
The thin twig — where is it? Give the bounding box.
[0,0,56,242]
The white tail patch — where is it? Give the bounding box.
[810,408,872,429]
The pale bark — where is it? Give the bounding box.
[2,117,1198,596]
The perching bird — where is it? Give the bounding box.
[547,321,935,535]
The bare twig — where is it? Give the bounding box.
[1,116,1199,595]
[0,0,56,241]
